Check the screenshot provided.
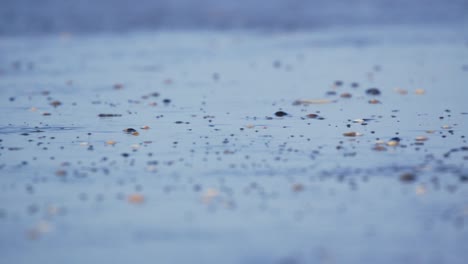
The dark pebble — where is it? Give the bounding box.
[400,173,416,183]
[366,88,381,96]
[98,114,122,117]
[275,111,288,117]
[50,100,62,107]
[123,128,137,134]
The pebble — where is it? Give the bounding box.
[415,89,426,95]
[343,132,363,137]
[127,194,145,204]
[334,80,343,87]
[366,88,381,96]
[55,170,67,177]
[98,114,122,117]
[106,140,117,146]
[352,119,369,124]
[275,111,288,117]
[400,173,417,183]
[394,88,408,95]
[292,183,304,192]
[50,101,62,107]
[373,145,387,151]
[202,188,219,204]
[113,83,124,89]
[340,93,352,98]
[123,128,139,136]
[293,99,332,105]
[415,136,428,142]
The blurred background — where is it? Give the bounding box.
[1,0,467,35]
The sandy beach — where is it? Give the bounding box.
[1,1,468,263]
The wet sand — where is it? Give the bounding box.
[0,26,467,263]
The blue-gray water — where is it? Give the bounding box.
[1,0,467,34]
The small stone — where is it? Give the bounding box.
[123,128,137,134]
[340,93,352,98]
[415,136,428,142]
[202,188,219,204]
[127,194,145,204]
[334,80,343,87]
[343,132,362,137]
[113,83,124,90]
[366,88,381,96]
[98,114,122,117]
[394,88,408,95]
[275,111,288,117]
[50,101,62,107]
[372,145,387,151]
[387,140,399,146]
[415,89,426,95]
[293,99,332,105]
[292,183,304,192]
[352,119,369,124]
[400,173,417,183]
[106,140,117,146]
[55,170,67,177]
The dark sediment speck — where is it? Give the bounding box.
[123,128,137,134]
[275,111,288,117]
[400,173,417,183]
[366,88,381,96]
[98,114,122,117]
[50,101,62,107]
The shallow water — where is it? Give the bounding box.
[0,26,468,263]
[1,0,467,34]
